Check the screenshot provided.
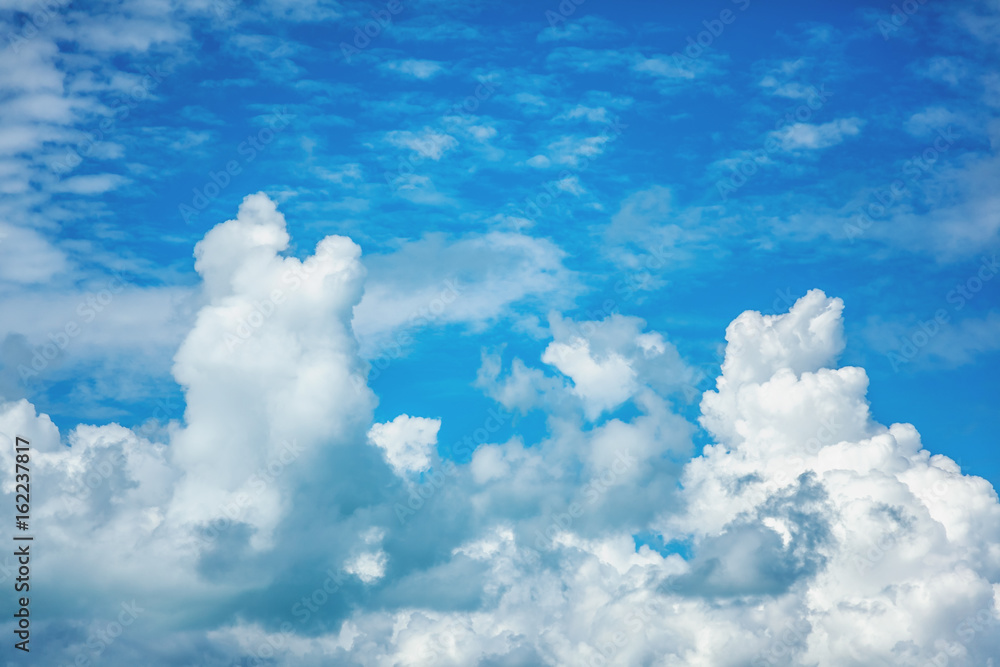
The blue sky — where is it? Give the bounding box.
[4,0,997,483]
[1,0,999,664]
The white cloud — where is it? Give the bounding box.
[632,54,697,80]
[71,14,190,52]
[603,185,713,278]
[168,194,376,545]
[382,59,445,80]
[385,128,459,160]
[864,310,1000,369]
[51,173,130,194]
[847,152,1000,259]
[352,231,579,356]
[545,134,612,166]
[479,311,698,421]
[1,196,998,666]
[542,336,637,420]
[758,59,822,100]
[0,222,68,283]
[345,550,388,584]
[556,104,610,123]
[770,117,864,151]
[470,444,510,483]
[368,414,441,476]
[526,154,550,168]
[905,106,967,137]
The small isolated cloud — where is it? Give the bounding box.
[368,414,441,476]
[905,106,966,137]
[555,174,585,195]
[545,134,612,166]
[770,117,864,151]
[917,56,970,87]
[384,128,459,160]
[52,173,131,195]
[381,59,445,80]
[633,54,697,80]
[556,104,610,123]
[344,550,388,583]
[758,58,820,99]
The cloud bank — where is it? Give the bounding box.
[1,194,997,666]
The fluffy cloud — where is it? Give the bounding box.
[1,198,997,666]
[168,193,377,546]
[368,414,441,476]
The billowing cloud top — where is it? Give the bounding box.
[1,194,997,666]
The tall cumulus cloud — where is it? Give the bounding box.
[1,195,997,666]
